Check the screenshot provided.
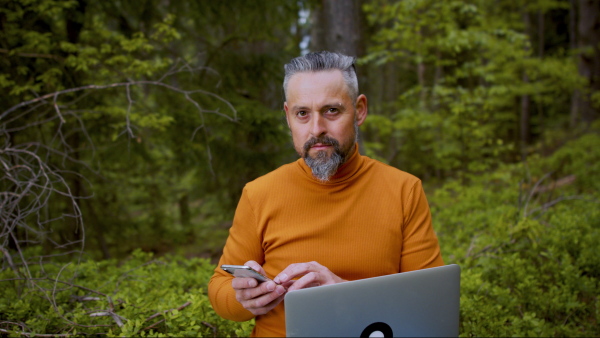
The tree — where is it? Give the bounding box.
[309,0,366,57]
[574,0,600,124]
[361,0,585,182]
[1,0,302,274]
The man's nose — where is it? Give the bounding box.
[310,113,327,137]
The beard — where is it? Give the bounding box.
[302,122,358,182]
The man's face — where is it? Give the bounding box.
[284,70,367,180]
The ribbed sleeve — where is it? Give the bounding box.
[208,188,263,321]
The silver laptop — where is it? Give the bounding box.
[285,264,460,337]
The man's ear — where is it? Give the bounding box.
[284,102,291,129]
[355,94,368,126]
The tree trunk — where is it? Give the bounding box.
[520,73,531,158]
[179,193,191,226]
[310,0,364,57]
[569,0,580,127]
[310,0,367,151]
[83,194,111,260]
[309,0,367,96]
[577,0,600,124]
[521,12,532,158]
[538,10,545,58]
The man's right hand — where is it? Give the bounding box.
[231,261,287,316]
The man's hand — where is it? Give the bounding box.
[231,261,286,316]
[273,261,346,292]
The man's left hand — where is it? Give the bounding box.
[273,261,346,292]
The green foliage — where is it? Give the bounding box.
[362,0,584,182]
[3,0,599,336]
[0,250,252,337]
[1,0,299,261]
[3,132,597,337]
[430,132,600,336]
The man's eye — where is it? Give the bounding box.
[327,108,339,114]
[297,111,307,117]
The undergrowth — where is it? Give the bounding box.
[1,132,598,337]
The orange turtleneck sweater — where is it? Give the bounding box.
[208,145,443,337]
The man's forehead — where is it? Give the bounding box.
[286,70,349,99]
[288,69,344,83]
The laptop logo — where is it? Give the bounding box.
[360,322,393,338]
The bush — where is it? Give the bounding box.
[431,133,600,337]
[2,133,598,337]
[0,250,252,337]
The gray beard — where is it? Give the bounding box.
[301,121,359,182]
[304,148,344,182]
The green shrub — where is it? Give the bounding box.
[2,134,598,337]
[0,250,252,337]
[431,133,600,337]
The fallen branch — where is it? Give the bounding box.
[532,175,576,194]
[89,311,127,327]
[523,172,553,218]
[0,328,107,337]
[526,195,589,217]
[0,328,69,338]
[202,321,217,337]
[141,301,192,332]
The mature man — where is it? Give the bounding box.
[208,51,443,337]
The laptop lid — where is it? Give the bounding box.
[285,264,460,337]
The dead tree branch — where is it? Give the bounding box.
[526,195,591,217]
[141,301,192,332]
[1,64,237,335]
[2,80,237,122]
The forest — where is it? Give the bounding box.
[1,0,599,336]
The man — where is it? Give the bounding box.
[208,51,443,337]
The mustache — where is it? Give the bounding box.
[303,136,340,153]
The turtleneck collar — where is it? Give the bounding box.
[296,143,364,184]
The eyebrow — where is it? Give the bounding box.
[290,103,345,111]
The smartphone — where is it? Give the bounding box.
[221,265,271,283]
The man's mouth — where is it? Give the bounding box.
[311,143,332,150]
[303,136,339,155]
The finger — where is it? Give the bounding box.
[244,260,266,275]
[231,276,258,290]
[273,262,305,284]
[246,288,286,316]
[280,280,296,289]
[236,280,279,301]
[287,272,321,292]
[274,262,319,284]
[240,285,287,312]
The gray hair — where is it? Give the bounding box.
[283,51,359,102]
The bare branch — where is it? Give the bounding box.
[202,321,217,337]
[1,65,238,334]
[532,175,576,194]
[0,246,18,276]
[53,93,66,124]
[141,301,192,332]
[0,48,64,61]
[89,311,127,327]
[523,172,553,218]
[526,195,593,217]
[125,84,135,138]
[0,327,107,338]
[2,80,237,121]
